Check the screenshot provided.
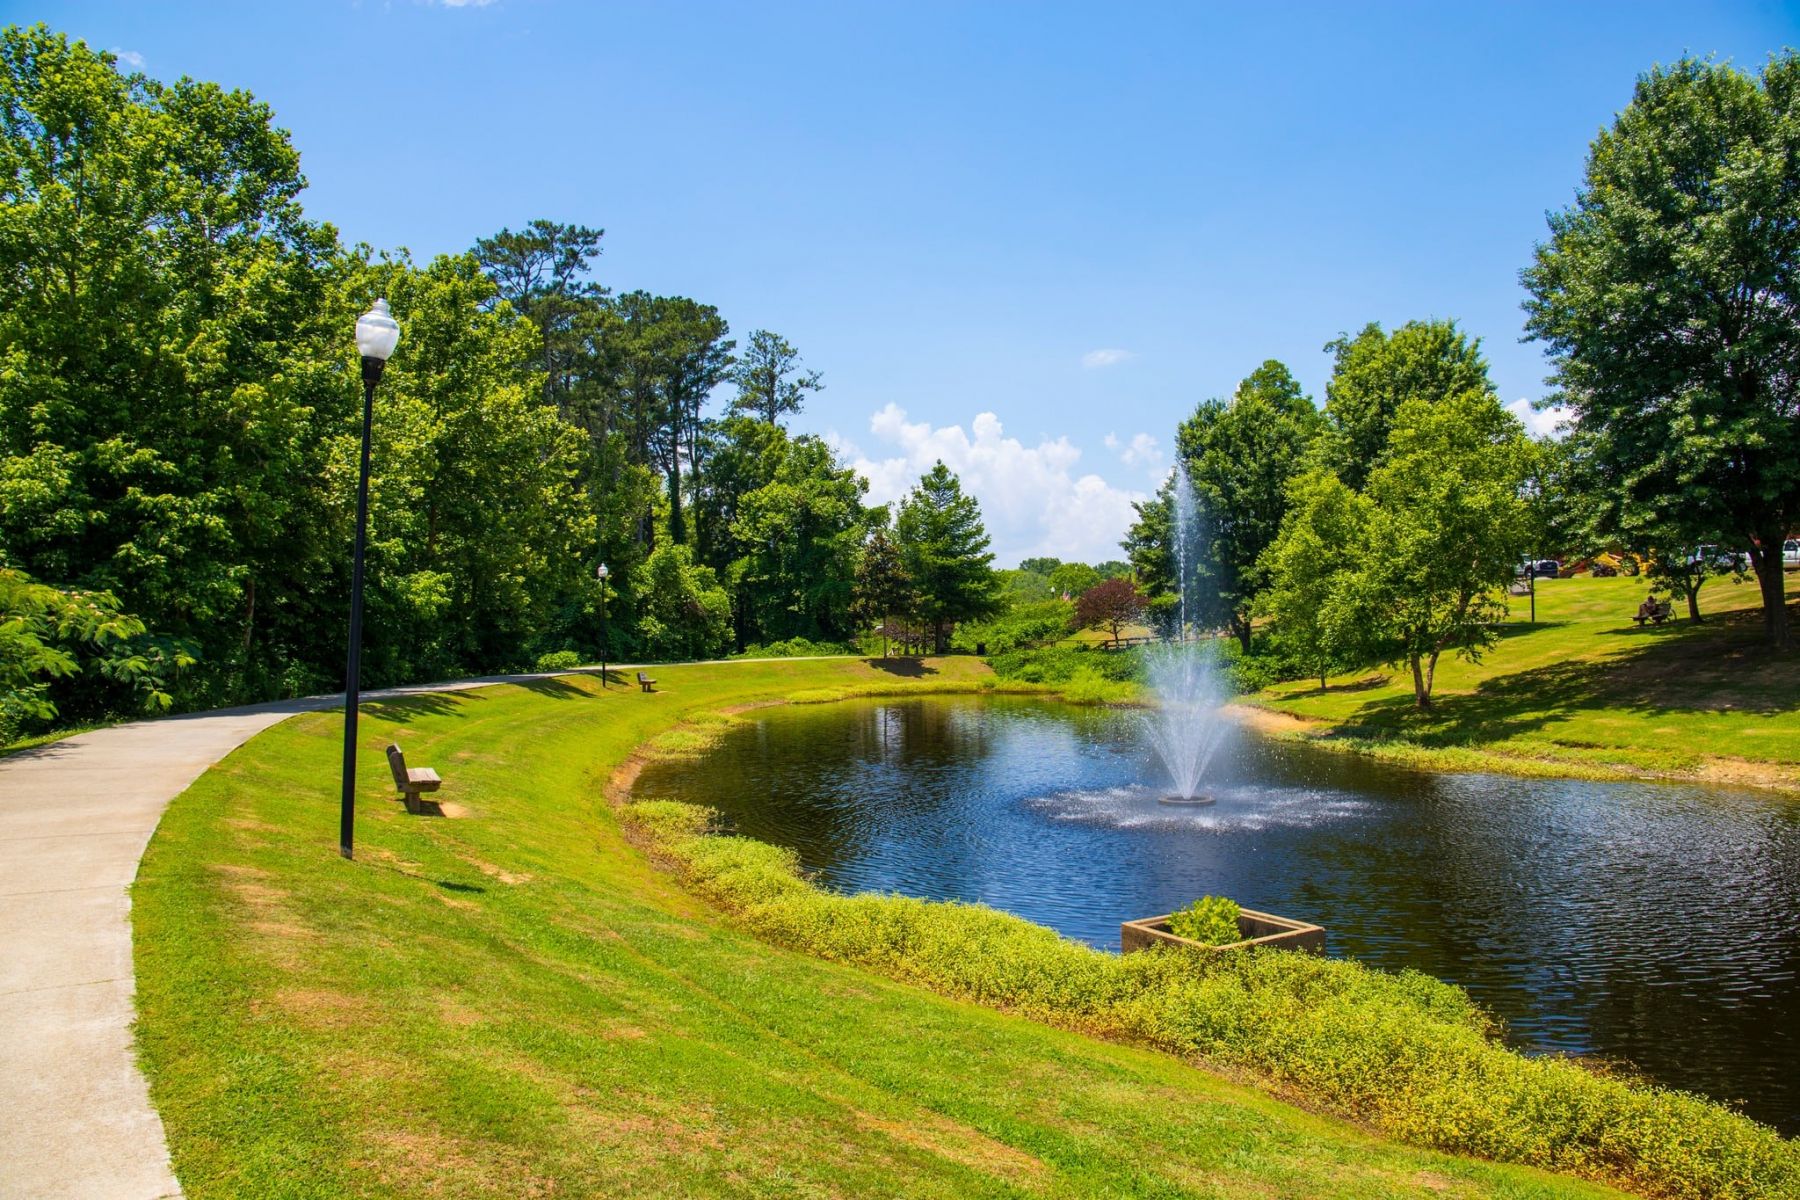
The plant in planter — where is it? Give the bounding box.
[1166,895,1241,946]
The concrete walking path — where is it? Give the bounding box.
[0,659,739,1200]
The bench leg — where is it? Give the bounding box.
[403,789,421,814]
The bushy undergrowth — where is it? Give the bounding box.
[988,638,1321,697]
[1057,666,1139,705]
[1167,895,1242,945]
[621,786,1797,1200]
[986,645,1145,686]
[951,599,1076,655]
[736,637,856,659]
[533,649,583,672]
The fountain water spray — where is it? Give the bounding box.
[1145,463,1229,803]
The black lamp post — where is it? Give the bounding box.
[596,561,610,688]
[340,299,401,861]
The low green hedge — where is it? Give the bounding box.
[736,637,856,659]
[621,794,1797,1200]
[987,645,1145,685]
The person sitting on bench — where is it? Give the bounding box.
[1634,595,1672,626]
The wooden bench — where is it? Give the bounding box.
[1632,604,1672,627]
[636,671,657,693]
[385,743,442,814]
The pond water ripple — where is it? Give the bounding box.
[634,695,1800,1133]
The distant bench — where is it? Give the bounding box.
[385,743,442,814]
[636,671,657,693]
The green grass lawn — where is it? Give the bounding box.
[1249,571,1800,790]
[134,656,1621,1199]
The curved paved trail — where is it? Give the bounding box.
[0,659,775,1199]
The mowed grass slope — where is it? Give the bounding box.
[134,657,1618,1199]
[1250,573,1800,787]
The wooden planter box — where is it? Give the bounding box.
[1121,909,1325,955]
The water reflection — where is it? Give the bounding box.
[634,695,1800,1133]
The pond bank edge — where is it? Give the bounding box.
[609,687,1796,1200]
[1224,702,1800,797]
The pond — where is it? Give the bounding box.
[633,695,1800,1134]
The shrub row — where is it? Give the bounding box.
[620,792,1797,1200]
[736,637,857,659]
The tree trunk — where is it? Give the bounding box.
[667,467,685,544]
[1409,654,1432,709]
[933,618,949,655]
[240,577,256,657]
[1233,614,1252,656]
[1686,586,1701,623]
[1751,527,1792,649]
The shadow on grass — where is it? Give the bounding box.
[1284,674,1390,700]
[362,691,479,722]
[1331,603,1800,747]
[864,657,937,677]
[513,676,591,699]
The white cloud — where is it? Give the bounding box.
[1106,431,1164,472]
[110,48,145,69]
[838,404,1145,566]
[1081,348,1134,369]
[1506,395,1571,439]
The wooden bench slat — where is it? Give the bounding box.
[385,744,443,812]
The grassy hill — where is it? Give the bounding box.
[1247,572,1800,791]
[133,657,1623,1199]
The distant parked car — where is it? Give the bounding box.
[1533,559,1561,579]
[1688,545,1749,573]
[1784,538,1799,569]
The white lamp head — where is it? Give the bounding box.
[597,562,610,580]
[355,299,401,361]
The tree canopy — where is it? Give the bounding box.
[1522,52,1800,648]
[1175,359,1324,650]
[894,462,999,653]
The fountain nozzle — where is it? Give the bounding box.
[1158,794,1216,806]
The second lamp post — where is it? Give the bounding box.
[596,562,610,687]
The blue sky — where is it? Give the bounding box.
[27,1,1800,564]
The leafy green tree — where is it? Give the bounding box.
[1321,322,1492,491]
[998,568,1054,605]
[0,564,188,739]
[693,415,790,577]
[1522,53,1800,648]
[351,253,596,683]
[853,527,914,658]
[635,542,732,660]
[729,329,822,426]
[894,462,999,653]
[1257,471,1375,689]
[1349,391,1535,708]
[1047,562,1102,599]
[730,436,869,644]
[1121,478,1181,637]
[1176,360,1326,651]
[643,296,733,546]
[1642,547,1716,624]
[473,219,606,409]
[1018,556,1062,576]
[0,26,344,706]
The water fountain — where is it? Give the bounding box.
[1145,464,1230,804]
